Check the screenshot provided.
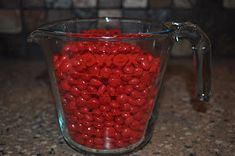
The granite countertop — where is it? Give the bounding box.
[0,59,234,156]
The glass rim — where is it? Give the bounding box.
[32,17,173,41]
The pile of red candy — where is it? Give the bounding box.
[52,29,160,150]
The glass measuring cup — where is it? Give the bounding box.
[29,18,211,155]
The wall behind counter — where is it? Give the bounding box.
[0,0,234,59]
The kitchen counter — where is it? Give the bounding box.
[0,59,234,156]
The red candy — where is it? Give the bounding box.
[121,128,132,138]
[60,80,71,91]
[110,101,120,108]
[87,98,100,109]
[108,77,122,87]
[116,94,128,104]
[94,138,104,145]
[52,29,160,150]
[99,93,111,105]
[90,78,102,87]
[105,127,117,138]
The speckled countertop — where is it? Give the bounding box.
[0,59,234,156]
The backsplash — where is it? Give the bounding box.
[0,0,235,58]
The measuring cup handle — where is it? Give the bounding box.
[164,22,212,101]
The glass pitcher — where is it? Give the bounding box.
[29,18,211,155]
